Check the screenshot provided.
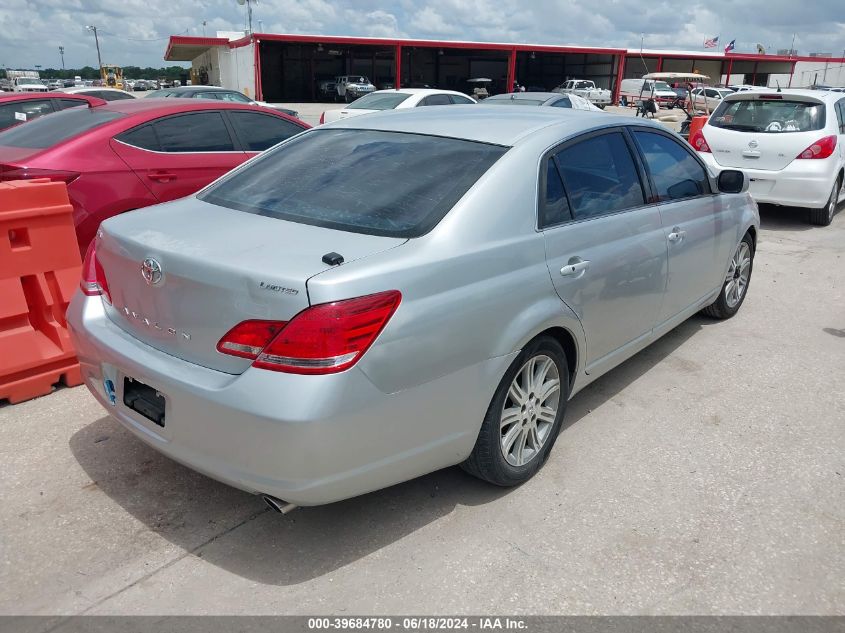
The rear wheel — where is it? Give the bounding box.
[462,336,569,486]
[809,177,841,227]
[701,234,754,319]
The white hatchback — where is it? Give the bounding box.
[692,90,845,225]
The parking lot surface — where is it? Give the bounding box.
[2,201,844,614]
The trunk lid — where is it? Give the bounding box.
[704,125,820,171]
[97,196,406,374]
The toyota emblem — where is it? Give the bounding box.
[141,258,163,285]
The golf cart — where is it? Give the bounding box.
[467,78,493,100]
[641,72,711,137]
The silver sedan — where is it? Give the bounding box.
[68,106,759,508]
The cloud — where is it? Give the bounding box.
[0,0,842,70]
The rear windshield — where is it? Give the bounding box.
[0,107,123,148]
[347,92,411,110]
[199,129,508,238]
[710,99,825,133]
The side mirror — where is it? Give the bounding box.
[717,169,748,194]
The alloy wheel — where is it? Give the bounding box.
[500,355,561,467]
[724,241,752,308]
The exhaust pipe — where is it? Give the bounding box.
[261,494,298,514]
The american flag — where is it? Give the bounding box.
[704,36,719,48]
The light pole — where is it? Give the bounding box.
[236,0,255,35]
[59,46,65,70]
[86,25,103,71]
[202,20,207,36]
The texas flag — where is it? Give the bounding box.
[704,36,719,48]
[724,39,736,53]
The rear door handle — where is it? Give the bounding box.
[147,171,176,183]
[667,228,687,243]
[560,260,590,277]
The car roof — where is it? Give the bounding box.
[486,92,561,101]
[61,87,132,94]
[91,98,266,115]
[324,105,636,146]
[723,88,841,102]
[167,86,231,92]
[368,88,470,97]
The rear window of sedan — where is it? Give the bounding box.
[710,99,825,133]
[0,107,123,148]
[347,93,411,110]
[199,129,507,238]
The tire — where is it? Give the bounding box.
[461,336,570,486]
[701,233,754,319]
[809,176,841,227]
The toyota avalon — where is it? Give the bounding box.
[68,107,759,509]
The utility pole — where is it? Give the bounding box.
[59,46,65,70]
[86,25,103,71]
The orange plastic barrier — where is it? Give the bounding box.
[688,115,708,140]
[0,179,82,404]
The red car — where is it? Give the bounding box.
[0,99,309,255]
[0,92,106,132]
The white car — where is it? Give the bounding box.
[320,89,476,124]
[59,87,136,101]
[13,77,48,92]
[693,89,845,226]
[686,87,734,113]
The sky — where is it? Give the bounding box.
[1,0,843,70]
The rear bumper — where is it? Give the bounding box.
[67,294,511,506]
[700,153,836,208]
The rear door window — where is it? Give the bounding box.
[0,107,123,148]
[554,131,645,220]
[150,112,235,152]
[449,95,474,104]
[551,97,572,108]
[55,98,88,110]
[632,130,710,201]
[227,111,304,151]
[99,91,135,101]
[419,94,452,106]
[199,129,507,238]
[710,99,826,133]
[0,100,55,129]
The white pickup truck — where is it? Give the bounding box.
[335,76,376,103]
[554,79,611,108]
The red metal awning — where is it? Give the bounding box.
[165,36,230,61]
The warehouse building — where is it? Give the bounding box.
[164,32,845,103]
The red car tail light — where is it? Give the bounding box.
[0,165,80,184]
[217,290,402,374]
[795,135,837,159]
[319,111,325,125]
[80,241,111,302]
[689,129,711,153]
[216,320,287,359]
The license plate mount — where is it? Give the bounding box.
[123,377,166,427]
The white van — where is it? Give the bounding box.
[620,78,678,106]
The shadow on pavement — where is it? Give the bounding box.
[69,315,706,585]
[756,202,845,232]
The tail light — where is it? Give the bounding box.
[319,111,325,125]
[689,129,711,153]
[795,135,837,159]
[217,290,402,375]
[0,165,80,184]
[80,241,111,303]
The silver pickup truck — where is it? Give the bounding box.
[554,79,611,108]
